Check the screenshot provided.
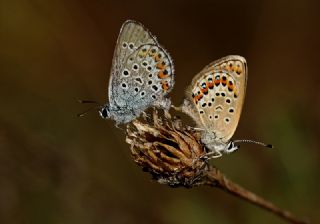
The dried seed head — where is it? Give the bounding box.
[126,109,209,187]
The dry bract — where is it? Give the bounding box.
[126,110,209,187]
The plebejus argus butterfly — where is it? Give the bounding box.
[178,55,271,157]
[99,20,174,124]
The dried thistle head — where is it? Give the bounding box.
[126,109,209,187]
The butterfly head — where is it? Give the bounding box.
[99,105,110,119]
[225,141,239,154]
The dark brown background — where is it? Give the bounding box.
[1,0,319,223]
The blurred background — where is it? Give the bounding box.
[1,0,319,223]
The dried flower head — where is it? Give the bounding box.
[126,110,209,187]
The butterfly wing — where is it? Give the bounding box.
[108,20,174,111]
[182,55,247,142]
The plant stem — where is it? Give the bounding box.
[204,166,309,224]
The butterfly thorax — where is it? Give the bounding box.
[201,130,228,154]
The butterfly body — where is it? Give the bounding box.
[100,20,174,124]
[180,55,247,156]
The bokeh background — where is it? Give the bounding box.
[1,0,319,223]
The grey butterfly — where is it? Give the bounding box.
[99,20,174,124]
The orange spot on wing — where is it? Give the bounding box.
[214,79,221,85]
[148,49,158,58]
[194,94,203,104]
[236,66,243,75]
[233,87,238,98]
[227,81,234,91]
[200,86,208,94]
[161,81,170,91]
[207,81,214,89]
[221,79,227,86]
[156,61,166,70]
[158,71,169,79]
[154,54,161,62]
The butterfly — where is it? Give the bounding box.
[99,20,174,124]
[177,55,271,157]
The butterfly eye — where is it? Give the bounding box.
[227,142,234,150]
[100,107,109,118]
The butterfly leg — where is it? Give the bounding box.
[199,151,222,161]
[171,105,182,111]
[205,151,222,159]
[187,126,205,131]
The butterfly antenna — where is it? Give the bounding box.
[77,99,102,117]
[233,139,273,149]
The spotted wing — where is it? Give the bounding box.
[183,55,247,142]
[108,20,174,110]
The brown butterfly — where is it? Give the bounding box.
[176,55,272,157]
